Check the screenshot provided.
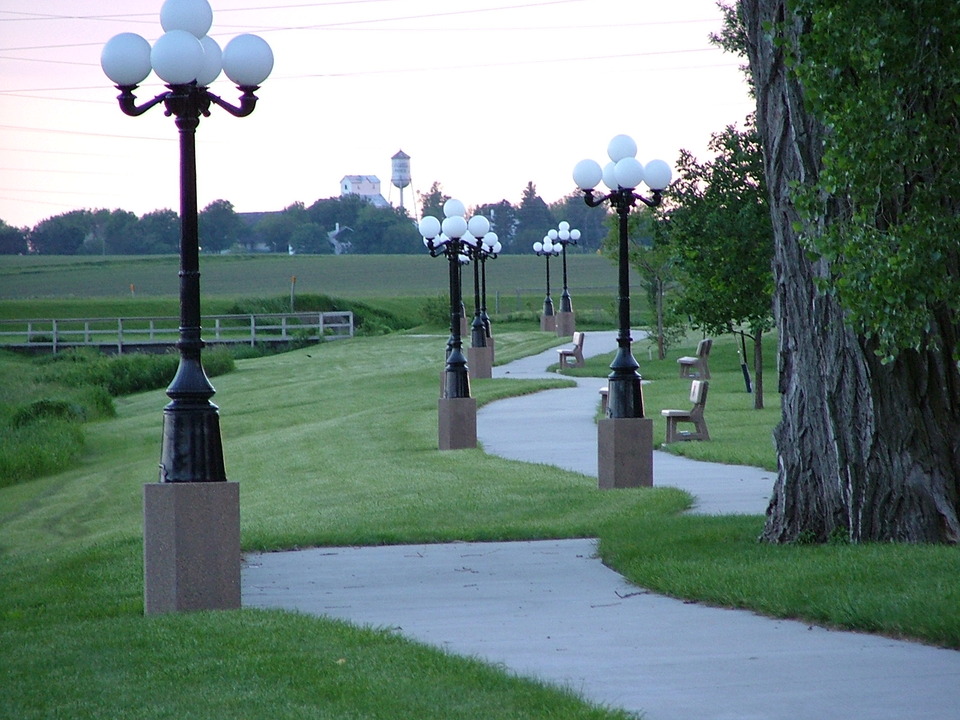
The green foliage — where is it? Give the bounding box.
[600,208,686,357]
[226,293,419,334]
[11,398,87,427]
[663,116,773,339]
[419,294,451,328]
[788,0,960,358]
[36,348,234,397]
[0,418,84,489]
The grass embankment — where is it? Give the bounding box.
[2,331,959,719]
[1,331,656,720]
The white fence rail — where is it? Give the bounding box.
[0,312,354,354]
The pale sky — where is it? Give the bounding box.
[0,0,753,229]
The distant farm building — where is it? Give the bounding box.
[340,175,390,208]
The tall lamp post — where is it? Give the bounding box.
[573,134,671,489]
[550,221,581,337]
[463,223,500,379]
[101,0,273,613]
[478,232,501,354]
[420,199,486,450]
[533,236,561,331]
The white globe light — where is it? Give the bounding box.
[601,162,619,190]
[558,221,570,232]
[151,30,204,85]
[418,215,441,239]
[570,229,581,241]
[467,215,490,237]
[543,240,554,253]
[161,0,214,38]
[461,231,477,248]
[533,241,543,253]
[492,241,502,253]
[547,229,558,240]
[644,159,673,190]
[443,198,466,218]
[101,33,152,86]
[442,215,467,238]
[482,232,498,248]
[615,157,646,189]
[222,34,274,86]
[559,229,570,241]
[195,36,222,86]
[572,158,602,190]
[607,134,637,162]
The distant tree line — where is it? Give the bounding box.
[1,182,608,256]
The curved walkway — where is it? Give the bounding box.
[243,333,960,720]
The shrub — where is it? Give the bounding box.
[37,348,234,397]
[0,418,84,488]
[11,398,86,427]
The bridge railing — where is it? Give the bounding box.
[0,312,354,354]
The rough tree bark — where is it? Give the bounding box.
[740,0,960,542]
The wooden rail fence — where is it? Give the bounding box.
[0,312,354,354]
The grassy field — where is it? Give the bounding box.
[2,255,959,718]
[0,251,630,310]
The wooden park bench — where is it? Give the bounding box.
[660,380,710,443]
[557,331,585,369]
[678,338,712,379]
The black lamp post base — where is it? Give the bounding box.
[598,417,653,489]
[438,397,477,450]
[143,481,240,614]
[159,402,227,483]
[555,310,576,339]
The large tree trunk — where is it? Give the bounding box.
[741,0,960,543]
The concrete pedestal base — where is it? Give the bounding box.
[468,345,493,379]
[143,481,240,614]
[540,314,556,332]
[555,311,575,339]
[438,397,477,450]
[597,417,653,489]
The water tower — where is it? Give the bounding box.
[391,149,411,210]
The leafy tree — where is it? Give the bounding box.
[514,182,555,253]
[95,209,142,255]
[418,181,449,221]
[256,202,308,253]
[0,220,28,254]
[663,116,773,408]
[549,191,609,253]
[199,199,246,253]
[290,223,330,254]
[473,200,518,251]
[350,204,419,254]
[29,210,95,254]
[740,0,960,542]
[138,209,180,254]
[600,209,684,359]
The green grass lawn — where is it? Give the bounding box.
[2,329,959,719]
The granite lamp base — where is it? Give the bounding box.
[597,417,653,489]
[143,481,240,614]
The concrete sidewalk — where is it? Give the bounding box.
[243,332,960,720]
